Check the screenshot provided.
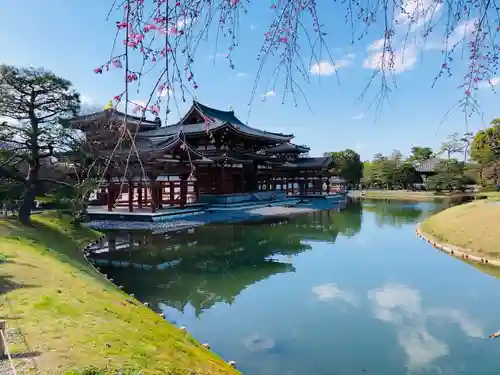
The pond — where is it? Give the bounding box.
[94,200,500,375]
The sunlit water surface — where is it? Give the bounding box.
[97,200,500,375]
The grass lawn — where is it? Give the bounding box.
[0,212,238,375]
[354,190,500,202]
[421,200,500,259]
[355,190,459,201]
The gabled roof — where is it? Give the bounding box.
[414,157,443,173]
[294,156,333,169]
[70,109,160,129]
[173,101,294,142]
[263,142,310,154]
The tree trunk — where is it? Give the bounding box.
[18,186,35,225]
[18,168,39,225]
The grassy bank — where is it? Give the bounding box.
[352,190,500,202]
[0,212,238,375]
[420,200,500,260]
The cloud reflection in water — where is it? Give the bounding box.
[312,283,358,306]
[368,283,484,372]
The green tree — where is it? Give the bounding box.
[484,160,500,186]
[392,162,421,189]
[424,160,469,192]
[360,155,397,189]
[469,147,496,186]
[469,119,500,185]
[440,132,465,160]
[471,120,500,158]
[324,149,363,186]
[390,149,404,164]
[0,65,80,224]
[408,146,433,163]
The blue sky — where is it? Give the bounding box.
[1,0,499,160]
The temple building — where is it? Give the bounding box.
[70,101,346,213]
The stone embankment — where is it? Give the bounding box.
[416,224,500,267]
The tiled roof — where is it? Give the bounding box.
[294,156,333,169]
[414,157,444,173]
[263,142,310,154]
[71,109,160,128]
[136,102,294,142]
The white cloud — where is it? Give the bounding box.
[369,283,484,371]
[0,115,18,125]
[310,53,356,76]
[158,86,173,97]
[478,76,500,89]
[352,113,365,120]
[396,0,443,30]
[363,44,418,73]
[427,308,484,338]
[312,283,358,305]
[425,19,477,51]
[310,59,352,76]
[131,100,146,108]
[448,19,476,46]
[368,38,385,51]
[262,90,276,98]
[80,94,94,105]
[177,16,193,30]
[236,72,249,78]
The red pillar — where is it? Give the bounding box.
[150,181,157,213]
[158,181,163,209]
[128,179,134,212]
[180,176,187,208]
[138,185,143,208]
[169,181,175,206]
[107,183,114,212]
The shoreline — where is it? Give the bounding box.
[79,236,240,371]
[349,190,499,202]
[416,222,500,268]
[0,213,238,374]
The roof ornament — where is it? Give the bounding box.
[229,105,233,111]
[104,100,114,110]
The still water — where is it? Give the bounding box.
[96,200,500,375]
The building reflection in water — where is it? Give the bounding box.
[91,200,362,315]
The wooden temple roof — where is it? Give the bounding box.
[69,101,337,171]
[264,156,334,170]
[293,156,334,169]
[140,101,294,142]
[70,109,161,130]
[263,142,310,154]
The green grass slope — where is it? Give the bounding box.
[421,201,500,259]
[0,212,238,375]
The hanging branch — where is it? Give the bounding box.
[92,0,500,136]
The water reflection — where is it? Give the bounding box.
[361,200,442,227]
[93,201,363,316]
[369,283,484,372]
[93,200,500,375]
[312,283,358,306]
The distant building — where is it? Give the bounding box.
[413,157,444,181]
